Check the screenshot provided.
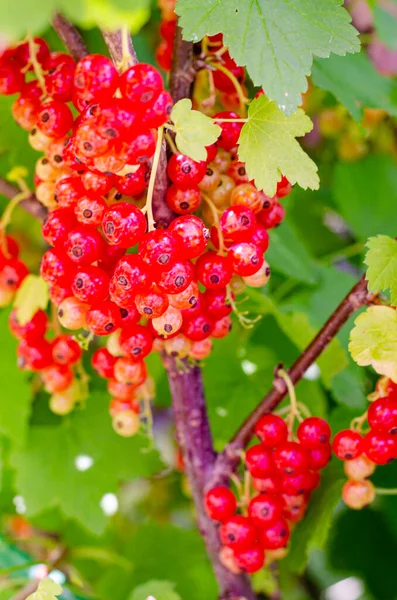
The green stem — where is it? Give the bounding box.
[375,488,397,496]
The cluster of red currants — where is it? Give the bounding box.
[0,34,291,435]
[333,376,397,509]
[204,414,332,573]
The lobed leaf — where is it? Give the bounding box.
[238,95,319,196]
[365,235,397,306]
[171,99,221,162]
[176,0,360,114]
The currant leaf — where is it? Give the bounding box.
[349,306,397,378]
[0,310,31,443]
[10,393,163,534]
[176,0,359,114]
[170,99,221,162]
[13,274,49,326]
[130,580,181,600]
[27,578,62,600]
[365,235,397,305]
[238,95,319,196]
[312,51,397,120]
[283,479,344,573]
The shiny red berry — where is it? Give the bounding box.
[196,252,233,290]
[219,516,257,551]
[204,486,237,522]
[332,430,363,460]
[368,397,397,435]
[297,417,332,449]
[245,444,275,477]
[102,203,147,248]
[273,441,310,475]
[254,414,288,447]
[248,493,283,527]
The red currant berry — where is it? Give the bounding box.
[72,265,109,303]
[74,54,119,104]
[81,170,114,195]
[273,441,310,475]
[204,486,237,522]
[219,516,257,551]
[168,215,208,259]
[254,414,288,447]
[102,203,147,248]
[332,430,363,460]
[37,100,73,139]
[297,417,332,449]
[308,444,332,470]
[368,397,397,435]
[119,63,163,106]
[261,518,290,550]
[138,230,181,272]
[75,195,107,226]
[92,347,117,379]
[156,260,194,294]
[362,431,397,465]
[119,325,154,361]
[245,444,275,478]
[9,309,47,341]
[17,339,53,371]
[248,493,283,527]
[257,202,285,229]
[135,288,169,318]
[66,226,105,265]
[55,176,85,208]
[166,184,202,214]
[228,242,263,277]
[167,153,207,186]
[220,206,256,242]
[86,300,121,336]
[196,252,233,290]
[52,335,82,366]
[214,111,243,150]
[182,313,215,342]
[42,208,76,247]
[40,248,73,285]
[252,473,282,494]
[234,546,265,574]
[281,471,316,495]
[201,288,232,320]
[143,90,173,128]
[42,364,74,394]
[115,166,149,197]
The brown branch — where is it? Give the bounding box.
[164,358,256,600]
[52,13,88,61]
[0,178,47,222]
[169,25,196,102]
[11,579,39,600]
[101,29,138,68]
[212,274,374,484]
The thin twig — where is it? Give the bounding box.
[101,27,138,68]
[0,178,47,223]
[52,13,88,61]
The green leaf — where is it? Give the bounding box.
[176,0,359,114]
[13,275,49,326]
[266,221,318,284]
[247,290,347,387]
[170,99,221,162]
[0,310,31,443]
[349,306,397,379]
[374,5,397,51]
[0,0,151,39]
[65,0,151,33]
[10,393,163,534]
[283,478,344,573]
[238,96,318,196]
[125,524,217,600]
[312,51,397,120]
[333,155,397,241]
[130,580,181,600]
[365,235,397,305]
[27,578,62,600]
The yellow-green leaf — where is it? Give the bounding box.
[238,95,319,196]
[365,235,397,304]
[171,99,221,162]
[27,577,62,600]
[14,274,49,326]
[349,306,397,367]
